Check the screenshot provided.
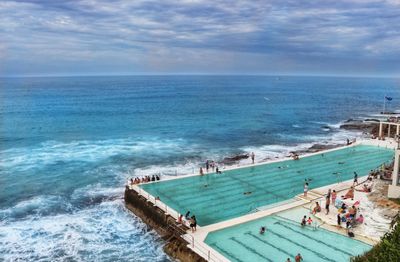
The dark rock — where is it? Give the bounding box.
[321,125,332,131]
[223,153,249,163]
[364,118,380,122]
[308,144,341,152]
[340,120,377,130]
[293,144,342,155]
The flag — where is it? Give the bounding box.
[385,96,393,101]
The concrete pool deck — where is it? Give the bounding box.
[126,138,397,262]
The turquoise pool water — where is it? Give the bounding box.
[205,207,372,262]
[140,145,393,226]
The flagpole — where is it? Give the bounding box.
[383,95,386,114]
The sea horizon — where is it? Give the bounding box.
[2,73,400,79]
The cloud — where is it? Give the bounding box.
[0,0,399,76]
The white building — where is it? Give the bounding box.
[378,121,400,198]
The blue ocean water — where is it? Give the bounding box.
[0,75,399,261]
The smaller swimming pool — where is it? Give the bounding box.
[205,207,371,262]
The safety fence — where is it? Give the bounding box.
[130,185,226,262]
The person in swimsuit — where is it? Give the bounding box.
[185,211,191,219]
[295,253,303,262]
[304,182,309,197]
[356,214,364,224]
[344,186,355,200]
[301,215,307,226]
[312,202,321,214]
[353,172,358,185]
[190,215,197,232]
[331,190,337,204]
[325,195,331,214]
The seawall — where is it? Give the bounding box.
[124,186,206,262]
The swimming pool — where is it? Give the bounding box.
[205,206,372,262]
[140,145,393,226]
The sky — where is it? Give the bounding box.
[0,0,400,77]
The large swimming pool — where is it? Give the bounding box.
[205,206,372,262]
[140,145,393,226]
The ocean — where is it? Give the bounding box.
[0,75,399,261]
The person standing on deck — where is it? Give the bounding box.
[327,189,331,199]
[303,182,309,197]
[185,211,191,219]
[190,215,197,232]
[331,190,337,205]
[199,167,204,176]
[206,160,209,172]
[353,172,358,185]
[325,195,331,214]
[251,152,255,164]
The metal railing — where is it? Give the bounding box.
[130,185,225,262]
[180,234,225,262]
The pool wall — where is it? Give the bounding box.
[124,187,208,262]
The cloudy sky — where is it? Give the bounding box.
[1,0,399,76]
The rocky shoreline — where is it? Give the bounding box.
[221,118,379,164]
[339,118,379,134]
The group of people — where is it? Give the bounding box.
[205,160,218,172]
[379,162,394,180]
[336,199,364,235]
[286,253,303,262]
[309,189,337,216]
[301,215,314,227]
[200,160,223,175]
[305,180,367,237]
[342,171,377,199]
[130,175,161,185]
[291,152,300,160]
[199,152,258,176]
[177,211,197,232]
